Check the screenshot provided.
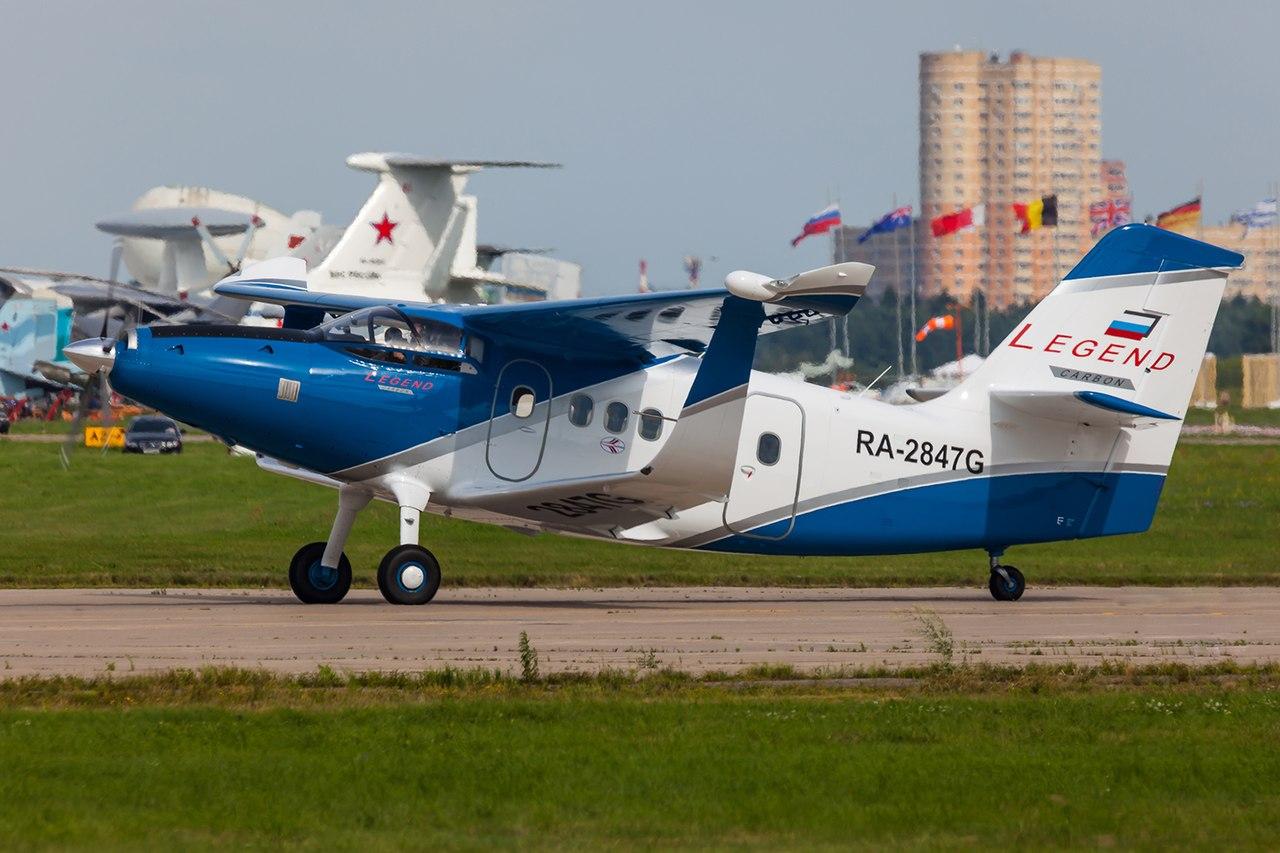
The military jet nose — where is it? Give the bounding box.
[64,338,117,375]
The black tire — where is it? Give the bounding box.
[988,565,1026,602]
[288,541,352,604]
[377,545,442,605]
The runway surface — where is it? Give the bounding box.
[3,586,1279,677]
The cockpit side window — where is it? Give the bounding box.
[413,319,464,357]
[319,309,464,358]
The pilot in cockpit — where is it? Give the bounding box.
[382,327,408,362]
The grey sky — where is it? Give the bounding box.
[2,1,1277,295]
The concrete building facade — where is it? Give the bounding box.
[919,49,1103,308]
[831,223,916,301]
[1199,223,1279,301]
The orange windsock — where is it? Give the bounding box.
[915,315,955,342]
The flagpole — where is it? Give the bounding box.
[892,196,904,380]
[834,204,855,361]
[908,208,918,378]
[1273,180,1279,354]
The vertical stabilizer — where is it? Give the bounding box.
[960,224,1243,423]
[310,154,559,302]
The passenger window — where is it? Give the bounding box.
[638,408,664,441]
[604,401,629,433]
[757,432,781,465]
[511,386,535,418]
[568,394,594,427]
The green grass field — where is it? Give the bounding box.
[1,440,1276,589]
[0,666,1278,849]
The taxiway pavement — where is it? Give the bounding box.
[1,586,1278,676]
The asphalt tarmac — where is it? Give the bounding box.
[1,586,1278,677]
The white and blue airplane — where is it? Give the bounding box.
[64,224,1242,605]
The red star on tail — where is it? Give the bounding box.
[371,213,398,245]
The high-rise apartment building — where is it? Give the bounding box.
[919,50,1103,308]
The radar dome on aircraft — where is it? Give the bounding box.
[109,185,323,293]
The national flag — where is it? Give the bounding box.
[915,314,955,342]
[1089,197,1132,236]
[1155,197,1201,233]
[1012,194,1058,234]
[791,205,842,247]
[857,205,912,244]
[1104,309,1162,341]
[930,204,985,237]
[1230,197,1277,234]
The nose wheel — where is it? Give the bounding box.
[377,545,442,605]
[288,541,353,604]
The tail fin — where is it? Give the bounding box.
[310,153,559,302]
[960,224,1243,423]
[940,225,1243,543]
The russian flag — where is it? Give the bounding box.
[1105,309,1162,340]
[792,204,842,247]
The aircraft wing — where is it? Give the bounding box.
[215,258,874,360]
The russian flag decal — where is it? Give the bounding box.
[1105,309,1163,341]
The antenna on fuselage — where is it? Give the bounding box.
[858,365,893,397]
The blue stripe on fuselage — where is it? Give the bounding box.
[697,470,1166,556]
[110,326,681,474]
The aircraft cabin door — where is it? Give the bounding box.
[486,359,553,482]
[723,394,805,539]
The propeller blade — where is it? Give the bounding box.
[191,216,236,273]
[59,386,90,470]
[99,240,124,339]
[107,240,123,284]
[97,369,112,453]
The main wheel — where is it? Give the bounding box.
[377,545,442,605]
[988,565,1026,602]
[288,541,352,604]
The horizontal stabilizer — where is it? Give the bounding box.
[990,387,1178,427]
[346,152,561,174]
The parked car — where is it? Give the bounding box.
[123,416,182,454]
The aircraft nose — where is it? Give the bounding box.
[64,338,117,375]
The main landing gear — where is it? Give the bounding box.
[288,484,441,605]
[987,550,1026,602]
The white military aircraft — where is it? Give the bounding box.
[65,224,1241,604]
[304,153,574,303]
[101,154,577,307]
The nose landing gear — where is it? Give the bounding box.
[288,482,443,606]
[377,544,442,605]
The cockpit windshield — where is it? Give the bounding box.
[317,308,464,357]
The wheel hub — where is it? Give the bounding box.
[399,563,426,591]
[308,561,338,591]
